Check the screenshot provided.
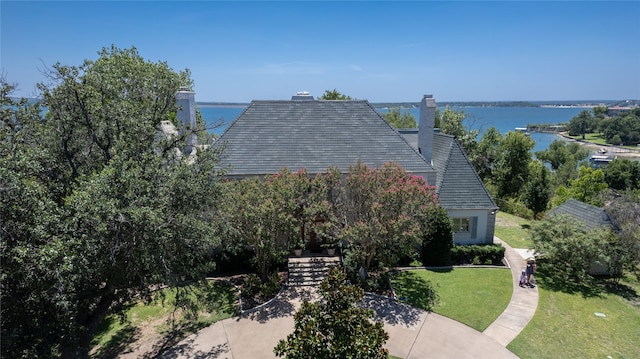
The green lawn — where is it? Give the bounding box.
[508,273,640,359]
[565,133,639,150]
[391,268,512,331]
[494,211,534,248]
[91,280,238,358]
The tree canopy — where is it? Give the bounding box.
[531,215,610,285]
[319,89,353,100]
[382,107,417,128]
[274,267,389,359]
[334,162,438,272]
[1,47,222,358]
[493,131,535,199]
[437,106,478,156]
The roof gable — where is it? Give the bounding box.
[431,133,497,210]
[547,198,612,230]
[213,100,435,177]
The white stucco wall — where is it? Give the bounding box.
[446,209,495,245]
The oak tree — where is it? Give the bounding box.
[1,47,222,358]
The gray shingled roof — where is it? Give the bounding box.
[213,100,436,177]
[399,129,497,210]
[547,198,612,230]
[430,133,498,210]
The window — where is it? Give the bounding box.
[452,218,471,233]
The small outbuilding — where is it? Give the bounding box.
[547,198,615,275]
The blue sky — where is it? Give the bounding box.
[2,1,639,102]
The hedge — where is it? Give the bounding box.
[450,244,505,266]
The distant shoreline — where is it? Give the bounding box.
[539,105,595,109]
[197,103,248,108]
[556,133,640,159]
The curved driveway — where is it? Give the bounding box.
[162,237,536,359]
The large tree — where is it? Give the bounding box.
[494,131,535,199]
[521,160,552,217]
[334,162,438,272]
[1,47,222,358]
[382,107,417,128]
[605,192,640,279]
[601,111,640,146]
[602,158,640,191]
[567,109,595,140]
[437,105,479,156]
[534,139,589,171]
[472,126,503,181]
[274,267,389,359]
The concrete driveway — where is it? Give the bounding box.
[161,285,518,359]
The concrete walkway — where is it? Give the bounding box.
[162,238,538,358]
[483,237,539,346]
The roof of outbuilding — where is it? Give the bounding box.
[213,100,436,177]
[431,133,498,210]
[547,198,612,230]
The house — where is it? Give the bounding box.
[185,92,498,246]
[546,198,615,275]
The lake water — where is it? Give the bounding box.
[199,105,585,153]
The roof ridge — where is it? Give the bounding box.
[215,102,252,140]
[367,102,434,171]
[435,138,454,193]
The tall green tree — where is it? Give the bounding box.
[274,267,389,359]
[567,109,595,140]
[602,158,640,190]
[521,161,552,217]
[494,131,535,199]
[568,166,608,206]
[319,88,353,100]
[1,47,222,358]
[382,107,417,128]
[592,105,607,120]
[472,126,503,180]
[438,106,478,156]
[601,111,640,146]
[534,140,589,171]
[605,192,640,279]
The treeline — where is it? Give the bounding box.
[373,101,540,108]
[566,106,640,146]
[433,107,640,219]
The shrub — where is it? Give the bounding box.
[450,244,505,266]
[421,206,454,266]
[243,272,282,299]
[496,197,534,219]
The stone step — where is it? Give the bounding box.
[287,256,341,286]
[288,261,340,270]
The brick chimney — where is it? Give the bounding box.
[418,94,436,165]
[176,87,197,154]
